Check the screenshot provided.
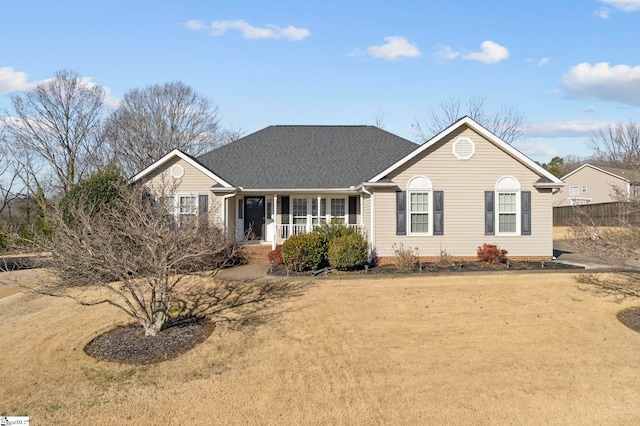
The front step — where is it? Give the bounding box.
[242,244,272,265]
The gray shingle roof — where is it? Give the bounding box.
[594,165,640,182]
[197,125,418,189]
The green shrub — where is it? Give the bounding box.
[282,232,328,271]
[0,224,7,253]
[477,243,508,264]
[314,223,359,241]
[60,166,127,225]
[327,234,369,270]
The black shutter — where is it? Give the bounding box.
[484,191,495,235]
[281,196,290,224]
[348,196,357,225]
[521,191,531,236]
[433,191,444,235]
[198,194,209,226]
[396,191,406,236]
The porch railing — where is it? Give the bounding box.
[275,223,363,245]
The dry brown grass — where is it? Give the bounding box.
[3,270,640,424]
[553,226,572,240]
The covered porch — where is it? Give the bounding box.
[217,190,368,249]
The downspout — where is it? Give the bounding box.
[361,186,375,251]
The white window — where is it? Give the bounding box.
[498,193,517,233]
[569,186,579,196]
[312,198,327,225]
[582,185,588,193]
[163,194,198,225]
[495,177,520,235]
[410,192,430,233]
[407,176,433,235]
[330,198,346,224]
[292,198,307,225]
[179,195,197,215]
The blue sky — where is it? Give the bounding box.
[1,0,639,163]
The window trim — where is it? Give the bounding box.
[164,193,199,225]
[569,186,579,196]
[407,176,433,236]
[495,176,521,236]
[581,185,588,193]
[330,198,347,225]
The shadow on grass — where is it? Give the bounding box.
[576,272,640,302]
[175,277,314,330]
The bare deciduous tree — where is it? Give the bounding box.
[0,136,23,219]
[104,81,221,175]
[589,121,640,170]
[2,69,106,196]
[13,177,241,336]
[413,96,528,144]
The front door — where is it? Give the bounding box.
[244,197,265,240]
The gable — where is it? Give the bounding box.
[139,156,222,193]
[387,125,543,190]
[370,116,563,188]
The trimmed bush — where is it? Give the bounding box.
[314,223,359,241]
[267,245,284,265]
[282,232,328,272]
[477,243,508,264]
[328,234,369,270]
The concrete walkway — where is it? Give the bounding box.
[553,239,640,270]
[216,263,271,281]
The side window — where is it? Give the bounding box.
[407,176,433,235]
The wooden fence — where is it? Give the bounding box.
[553,201,637,226]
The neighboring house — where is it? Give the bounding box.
[556,164,640,207]
[132,116,563,262]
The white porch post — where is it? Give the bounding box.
[273,194,278,249]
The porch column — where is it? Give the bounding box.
[273,194,278,250]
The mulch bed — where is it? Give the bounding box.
[617,308,640,334]
[268,261,584,277]
[85,317,216,364]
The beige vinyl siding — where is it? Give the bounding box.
[374,126,553,258]
[142,157,223,226]
[556,166,627,206]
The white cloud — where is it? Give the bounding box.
[462,41,509,64]
[366,36,421,60]
[600,0,640,12]
[187,19,310,40]
[0,68,119,108]
[0,67,37,94]
[185,19,206,30]
[434,45,460,63]
[595,7,611,18]
[527,120,610,138]
[513,140,557,158]
[562,62,640,105]
[537,57,549,67]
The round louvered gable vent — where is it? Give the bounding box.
[171,164,185,178]
[452,137,475,160]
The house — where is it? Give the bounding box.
[556,164,640,207]
[131,116,564,262]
